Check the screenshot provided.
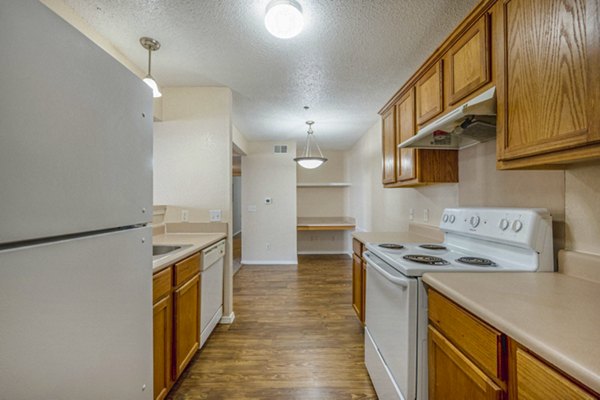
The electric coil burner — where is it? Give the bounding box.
[419,244,447,251]
[456,256,497,267]
[403,255,449,265]
[378,243,405,250]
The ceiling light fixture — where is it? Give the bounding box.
[294,120,327,169]
[264,0,304,39]
[139,37,162,98]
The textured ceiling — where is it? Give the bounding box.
[63,0,479,149]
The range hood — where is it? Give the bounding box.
[399,87,497,150]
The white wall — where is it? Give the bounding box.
[346,120,459,232]
[232,176,242,235]
[297,151,352,254]
[242,141,297,264]
[153,86,235,318]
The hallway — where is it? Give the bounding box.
[167,255,377,399]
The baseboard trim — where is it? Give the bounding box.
[220,312,235,324]
[297,251,352,255]
[241,260,298,265]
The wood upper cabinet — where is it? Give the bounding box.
[416,61,443,125]
[448,15,491,105]
[174,274,200,378]
[395,88,417,182]
[381,107,397,184]
[429,326,503,400]
[497,0,600,168]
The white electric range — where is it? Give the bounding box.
[363,207,554,400]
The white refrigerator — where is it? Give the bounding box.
[0,2,154,399]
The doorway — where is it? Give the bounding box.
[232,144,243,274]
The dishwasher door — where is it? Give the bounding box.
[200,240,226,347]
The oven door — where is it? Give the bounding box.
[364,251,418,400]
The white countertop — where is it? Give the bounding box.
[152,233,227,273]
[423,272,600,393]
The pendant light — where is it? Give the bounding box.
[139,37,162,98]
[294,121,327,169]
[264,0,304,39]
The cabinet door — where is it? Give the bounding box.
[153,295,172,400]
[429,326,503,400]
[416,61,443,125]
[499,0,600,162]
[381,107,397,184]
[395,88,417,182]
[515,349,596,400]
[174,274,200,378]
[352,254,363,323]
[448,15,490,105]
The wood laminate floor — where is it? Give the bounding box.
[167,255,377,400]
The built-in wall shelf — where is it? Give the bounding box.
[297,182,351,187]
[297,217,356,231]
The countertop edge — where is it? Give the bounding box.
[152,233,227,273]
[422,273,600,394]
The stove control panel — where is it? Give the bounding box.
[440,207,551,249]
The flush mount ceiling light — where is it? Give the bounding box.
[264,0,304,39]
[294,120,327,169]
[139,37,162,98]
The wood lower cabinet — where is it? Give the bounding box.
[429,289,599,399]
[351,238,366,325]
[513,347,596,400]
[497,0,600,168]
[174,274,200,378]
[429,326,503,400]
[153,295,172,400]
[152,252,202,399]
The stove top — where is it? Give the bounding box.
[378,243,405,250]
[419,244,447,251]
[403,254,449,265]
[456,256,497,267]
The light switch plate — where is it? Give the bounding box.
[209,209,222,222]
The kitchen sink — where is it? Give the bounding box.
[152,244,193,259]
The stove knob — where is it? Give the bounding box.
[499,218,510,231]
[512,220,523,232]
[469,215,480,228]
[443,214,449,223]
[449,215,456,223]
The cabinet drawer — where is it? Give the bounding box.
[352,238,363,257]
[153,266,172,304]
[516,348,596,400]
[428,290,505,381]
[174,253,200,287]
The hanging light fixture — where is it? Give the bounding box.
[139,37,162,98]
[264,0,304,39]
[294,120,327,169]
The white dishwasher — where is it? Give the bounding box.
[200,239,226,347]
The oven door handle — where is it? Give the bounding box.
[364,252,409,289]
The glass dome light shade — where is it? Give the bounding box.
[143,75,162,98]
[294,157,327,169]
[265,0,304,39]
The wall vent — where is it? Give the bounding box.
[274,145,288,154]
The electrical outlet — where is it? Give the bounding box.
[247,205,257,213]
[266,242,271,250]
[181,209,189,222]
[209,209,222,222]
[409,208,414,221]
[423,208,429,223]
